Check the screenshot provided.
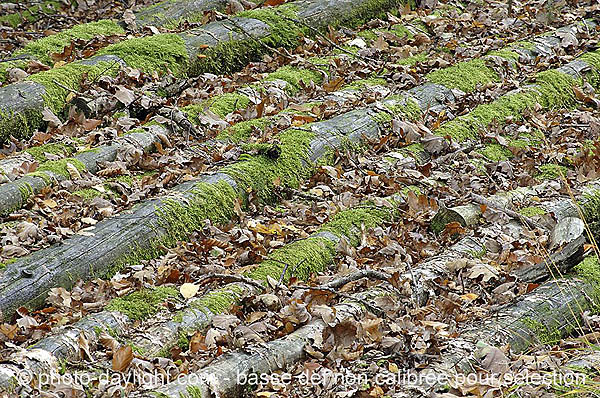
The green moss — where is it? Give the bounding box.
[426,59,499,93]
[17,182,33,202]
[28,61,120,113]
[0,59,28,83]
[156,180,238,246]
[398,143,424,157]
[487,49,520,61]
[575,256,600,285]
[248,236,336,282]
[521,317,561,345]
[25,143,74,162]
[401,185,421,196]
[206,93,250,118]
[72,188,102,200]
[222,128,315,203]
[537,164,567,180]
[519,206,546,217]
[266,66,323,94]
[0,258,17,270]
[385,96,422,121]
[111,175,134,186]
[435,70,577,142]
[0,0,62,28]
[357,30,377,41]
[99,33,188,75]
[479,143,512,161]
[182,93,251,121]
[398,52,428,66]
[320,207,390,246]
[34,157,85,179]
[511,41,535,51]
[16,20,124,64]
[192,285,244,314]
[189,5,303,76]
[106,287,178,321]
[343,77,387,91]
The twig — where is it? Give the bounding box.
[470,192,544,231]
[51,79,93,99]
[300,285,386,318]
[0,55,29,63]
[197,272,265,291]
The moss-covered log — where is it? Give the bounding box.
[0,202,397,392]
[0,0,238,82]
[0,125,162,215]
[0,311,128,392]
[0,0,406,144]
[149,288,389,398]
[433,52,600,148]
[0,81,432,319]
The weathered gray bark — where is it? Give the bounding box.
[3,25,597,319]
[0,126,162,216]
[400,275,599,395]
[0,97,394,318]
[143,289,386,398]
[0,312,128,392]
[0,0,405,143]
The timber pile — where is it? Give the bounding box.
[1,1,600,397]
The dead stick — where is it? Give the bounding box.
[470,192,543,231]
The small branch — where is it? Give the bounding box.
[300,285,386,318]
[470,192,543,231]
[51,79,93,99]
[197,273,265,291]
[282,187,325,202]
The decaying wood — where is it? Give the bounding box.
[0,0,406,143]
[144,289,388,397]
[0,126,163,216]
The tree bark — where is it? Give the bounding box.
[0,0,406,143]
[143,288,388,398]
[0,126,162,216]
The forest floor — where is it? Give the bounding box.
[1,0,600,397]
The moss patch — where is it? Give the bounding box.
[343,77,387,91]
[217,117,271,142]
[25,143,74,162]
[34,157,85,179]
[435,69,577,142]
[479,143,513,161]
[106,287,178,321]
[221,127,315,203]
[320,207,390,246]
[0,0,62,28]
[28,61,120,113]
[16,20,124,64]
[537,164,567,180]
[426,59,499,93]
[575,255,600,285]
[73,188,103,200]
[487,49,520,61]
[266,66,323,94]
[99,33,188,75]
[519,206,546,217]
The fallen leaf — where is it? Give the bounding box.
[180,283,200,299]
